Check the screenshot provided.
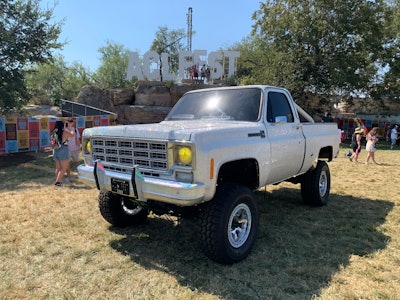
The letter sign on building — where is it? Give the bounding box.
[126,50,240,81]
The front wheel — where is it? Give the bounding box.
[301,161,331,206]
[98,191,148,227]
[198,183,259,264]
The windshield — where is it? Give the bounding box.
[165,87,262,122]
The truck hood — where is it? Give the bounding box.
[82,120,261,141]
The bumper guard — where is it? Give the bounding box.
[78,161,205,206]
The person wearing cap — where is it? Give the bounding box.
[349,127,364,162]
[65,118,81,183]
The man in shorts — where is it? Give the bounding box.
[65,118,81,183]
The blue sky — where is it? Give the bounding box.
[41,0,263,71]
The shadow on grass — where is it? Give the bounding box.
[109,187,393,299]
[0,151,94,191]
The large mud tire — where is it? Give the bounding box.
[98,191,148,227]
[198,183,259,264]
[301,161,330,206]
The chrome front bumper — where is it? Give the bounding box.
[78,162,205,206]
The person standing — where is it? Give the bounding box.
[193,65,198,82]
[189,65,194,84]
[349,127,363,162]
[200,64,206,82]
[52,120,74,187]
[365,127,379,164]
[390,124,398,150]
[65,118,81,183]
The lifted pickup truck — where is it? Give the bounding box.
[78,85,339,264]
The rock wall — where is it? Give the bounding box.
[75,81,209,124]
[75,81,400,124]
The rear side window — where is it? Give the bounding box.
[266,92,294,123]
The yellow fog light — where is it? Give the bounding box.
[86,140,92,154]
[178,147,192,165]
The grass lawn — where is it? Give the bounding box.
[1,143,399,299]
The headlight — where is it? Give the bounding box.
[178,147,192,165]
[87,141,91,154]
[82,139,91,155]
[174,144,194,166]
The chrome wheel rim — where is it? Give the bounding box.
[121,199,143,215]
[319,170,328,197]
[228,203,252,248]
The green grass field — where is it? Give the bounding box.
[1,144,399,299]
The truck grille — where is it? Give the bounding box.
[91,138,168,172]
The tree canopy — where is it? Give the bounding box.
[4,0,399,113]
[235,0,399,106]
[0,0,62,114]
[25,56,94,104]
[150,26,186,81]
[94,41,136,89]
[372,0,400,101]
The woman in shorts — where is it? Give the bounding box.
[349,127,364,162]
[52,120,74,187]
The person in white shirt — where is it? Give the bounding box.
[365,127,379,164]
[391,125,398,150]
[65,118,81,183]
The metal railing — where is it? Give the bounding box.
[59,99,117,118]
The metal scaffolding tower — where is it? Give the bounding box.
[187,7,193,51]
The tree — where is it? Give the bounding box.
[375,0,400,101]
[233,35,303,95]
[0,0,62,114]
[26,56,94,104]
[94,41,134,89]
[236,0,397,107]
[150,26,186,81]
[63,62,94,98]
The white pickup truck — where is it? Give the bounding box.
[78,85,339,264]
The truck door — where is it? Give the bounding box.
[264,90,306,183]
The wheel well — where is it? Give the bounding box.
[319,146,333,161]
[217,159,259,190]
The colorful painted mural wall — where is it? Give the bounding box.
[0,115,396,155]
[0,115,115,154]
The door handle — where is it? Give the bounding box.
[247,130,265,138]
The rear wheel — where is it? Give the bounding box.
[198,183,259,264]
[301,161,330,206]
[98,191,148,227]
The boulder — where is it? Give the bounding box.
[75,85,115,113]
[135,82,172,106]
[111,88,135,106]
[116,105,171,124]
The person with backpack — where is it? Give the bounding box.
[65,118,81,183]
[349,127,364,162]
[52,120,75,187]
